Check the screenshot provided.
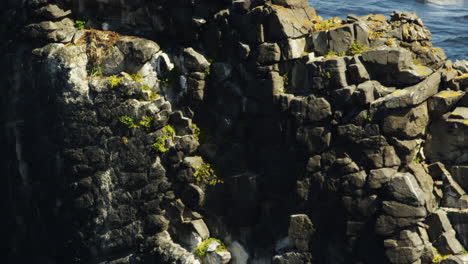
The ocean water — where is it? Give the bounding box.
[309,0,468,61]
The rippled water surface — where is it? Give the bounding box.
[309,0,468,60]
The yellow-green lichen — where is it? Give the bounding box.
[437,91,463,98]
[119,115,139,129]
[194,238,227,257]
[455,73,468,79]
[151,125,176,153]
[432,248,452,263]
[348,41,370,55]
[108,75,123,88]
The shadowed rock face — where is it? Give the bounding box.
[1,1,468,264]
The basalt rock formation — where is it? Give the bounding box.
[2,0,468,264]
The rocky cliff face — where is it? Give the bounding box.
[2,0,468,264]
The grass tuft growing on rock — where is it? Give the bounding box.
[108,75,123,88]
[139,115,153,129]
[151,125,176,153]
[194,162,223,186]
[88,65,103,77]
[191,123,201,140]
[119,115,139,129]
[194,238,227,257]
[315,17,342,31]
[75,20,86,30]
[348,41,370,55]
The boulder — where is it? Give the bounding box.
[425,115,468,165]
[376,215,422,236]
[348,57,370,84]
[426,210,455,238]
[182,47,210,72]
[306,155,322,172]
[288,214,315,251]
[290,96,332,123]
[384,229,425,264]
[187,76,206,101]
[204,240,231,264]
[384,146,401,167]
[310,30,329,55]
[386,172,425,206]
[25,18,77,43]
[146,215,170,233]
[441,255,468,264]
[181,184,205,208]
[428,90,465,117]
[354,22,370,46]
[265,5,316,41]
[34,4,71,20]
[279,37,307,60]
[323,57,348,88]
[368,167,397,189]
[449,107,468,119]
[328,24,354,53]
[382,102,429,139]
[433,230,464,255]
[116,37,161,65]
[331,85,356,107]
[190,219,210,240]
[352,81,377,105]
[382,201,427,218]
[371,69,442,109]
[205,250,232,264]
[257,42,281,64]
[342,195,378,218]
[296,126,331,154]
[389,137,423,164]
[361,47,412,86]
[446,209,468,249]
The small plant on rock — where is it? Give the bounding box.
[108,75,123,88]
[348,41,370,55]
[119,115,139,129]
[204,66,211,77]
[152,137,168,153]
[194,238,227,257]
[369,30,385,41]
[164,125,176,137]
[385,37,395,46]
[141,84,160,100]
[432,248,452,263]
[315,17,341,31]
[192,123,201,140]
[151,125,176,153]
[194,162,223,186]
[139,115,153,129]
[75,20,86,30]
[326,50,336,57]
[130,73,143,83]
[88,65,103,77]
